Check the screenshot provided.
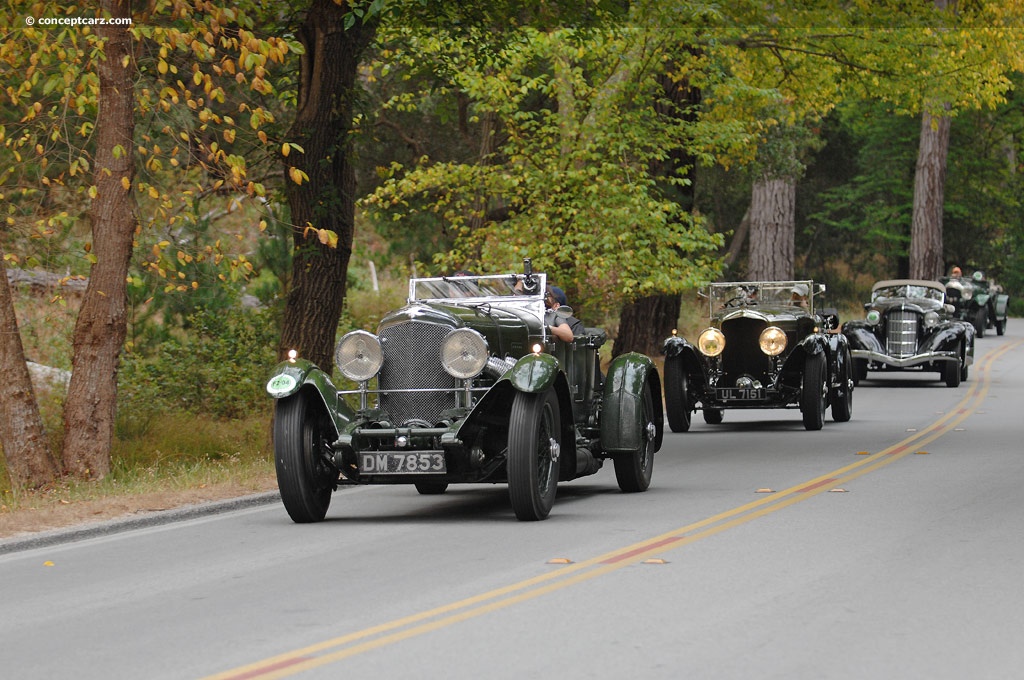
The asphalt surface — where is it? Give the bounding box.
[1,323,1021,680]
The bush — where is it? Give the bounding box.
[117,306,279,432]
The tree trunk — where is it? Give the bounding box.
[910,108,951,280]
[278,1,378,372]
[612,294,681,358]
[61,0,136,479]
[0,244,60,488]
[747,177,795,281]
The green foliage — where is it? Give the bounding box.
[117,306,279,426]
[362,23,724,314]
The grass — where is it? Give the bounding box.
[1,412,275,513]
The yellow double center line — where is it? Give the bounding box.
[206,338,1020,680]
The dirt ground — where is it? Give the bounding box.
[0,475,278,540]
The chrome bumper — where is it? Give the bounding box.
[850,349,957,368]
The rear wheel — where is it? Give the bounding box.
[831,347,853,423]
[663,357,691,433]
[507,388,560,521]
[613,380,656,493]
[703,408,724,425]
[801,352,826,431]
[274,393,336,523]
[415,482,448,495]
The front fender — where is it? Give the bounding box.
[508,352,560,393]
[843,324,885,355]
[266,359,354,435]
[601,353,663,454]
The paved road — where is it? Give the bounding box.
[2,325,1022,680]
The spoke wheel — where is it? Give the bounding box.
[801,352,826,431]
[507,388,560,521]
[274,393,336,523]
[613,380,656,493]
[831,346,853,423]
[663,357,691,433]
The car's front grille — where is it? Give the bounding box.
[378,321,457,426]
[885,309,919,357]
[721,317,770,383]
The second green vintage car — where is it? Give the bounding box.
[941,270,1009,337]
[266,260,663,522]
[662,280,853,432]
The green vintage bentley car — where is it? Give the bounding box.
[941,270,1009,338]
[265,260,663,522]
[662,280,853,432]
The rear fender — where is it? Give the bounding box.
[601,353,663,454]
[266,359,353,435]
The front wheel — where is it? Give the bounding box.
[274,393,337,523]
[507,388,561,521]
[663,357,691,433]
[801,352,826,431]
[831,346,853,423]
[613,380,657,493]
[943,343,962,387]
[852,358,868,386]
[995,317,1006,336]
[973,308,986,337]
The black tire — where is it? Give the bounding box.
[852,358,868,386]
[274,393,336,523]
[960,361,969,382]
[996,318,1006,336]
[507,388,560,521]
[831,347,853,423]
[943,344,962,387]
[801,352,826,431]
[703,408,724,425]
[415,482,448,495]
[613,380,656,493]
[663,357,691,433]
[973,308,986,338]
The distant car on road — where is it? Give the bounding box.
[662,280,853,432]
[941,270,1009,338]
[843,279,975,387]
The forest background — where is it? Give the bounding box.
[3,0,1024,522]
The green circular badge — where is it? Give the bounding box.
[266,374,297,395]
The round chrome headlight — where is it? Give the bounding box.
[865,309,881,325]
[698,327,726,357]
[335,330,383,382]
[758,326,787,356]
[923,311,939,328]
[440,328,489,379]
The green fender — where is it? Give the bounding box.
[266,358,354,435]
[600,352,663,454]
[508,352,561,393]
